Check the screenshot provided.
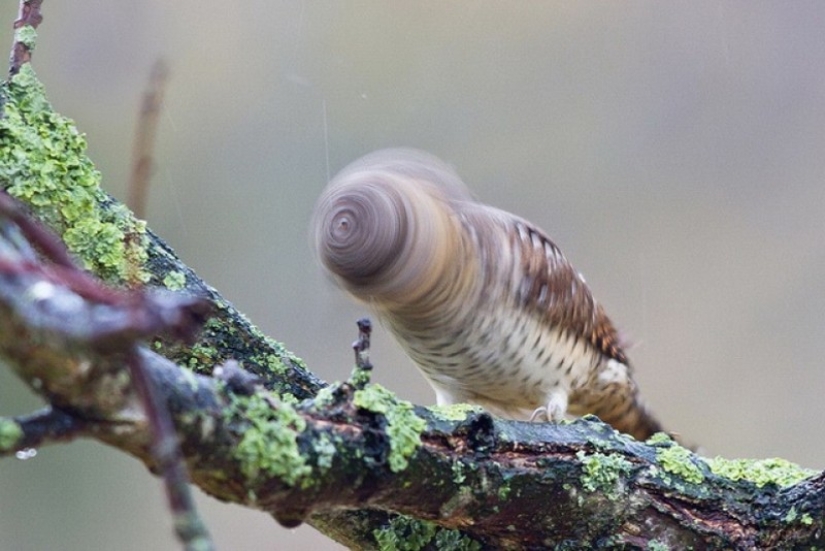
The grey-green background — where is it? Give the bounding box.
[3,2,825,549]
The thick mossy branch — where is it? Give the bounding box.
[2,44,825,551]
[0,61,322,400]
[3,339,824,548]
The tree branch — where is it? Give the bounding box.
[2,4,825,550]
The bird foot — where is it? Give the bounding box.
[530,390,568,422]
[529,406,550,422]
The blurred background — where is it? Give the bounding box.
[2,2,825,549]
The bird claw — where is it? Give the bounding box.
[530,390,569,422]
[529,406,550,422]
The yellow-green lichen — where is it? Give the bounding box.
[312,432,336,470]
[232,393,312,487]
[251,350,288,377]
[374,517,436,551]
[646,432,675,446]
[784,506,813,526]
[353,384,427,472]
[429,403,485,421]
[452,461,467,484]
[309,384,338,409]
[433,529,482,550]
[577,450,633,494]
[647,541,670,551]
[703,456,816,488]
[0,418,22,451]
[14,25,37,50]
[187,342,220,372]
[657,445,704,485]
[163,270,187,291]
[278,392,299,406]
[348,362,372,389]
[373,516,481,551]
[801,513,814,525]
[785,506,799,523]
[0,65,148,283]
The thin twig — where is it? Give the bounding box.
[9,0,43,77]
[125,349,214,551]
[0,407,88,456]
[127,59,169,219]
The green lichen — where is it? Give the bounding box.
[646,432,675,446]
[353,384,427,472]
[372,517,480,551]
[0,418,22,451]
[373,516,437,551]
[452,461,466,484]
[703,456,816,488]
[14,25,37,50]
[0,65,148,283]
[429,403,485,421]
[310,384,337,409]
[187,342,220,371]
[801,513,814,525]
[312,432,336,470]
[231,393,312,487]
[577,450,633,494]
[657,445,705,485]
[434,529,482,550]
[278,392,299,405]
[647,541,670,551]
[785,507,799,523]
[348,363,372,389]
[250,351,288,377]
[163,270,187,291]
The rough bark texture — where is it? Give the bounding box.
[2,4,825,550]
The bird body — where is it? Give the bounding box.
[312,149,666,441]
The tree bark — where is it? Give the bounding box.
[1,4,824,550]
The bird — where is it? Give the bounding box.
[312,148,669,441]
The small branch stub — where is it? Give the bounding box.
[351,317,373,389]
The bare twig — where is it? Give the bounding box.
[9,0,43,77]
[125,348,214,551]
[127,60,169,219]
[0,408,88,455]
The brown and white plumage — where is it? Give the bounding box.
[312,149,666,441]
